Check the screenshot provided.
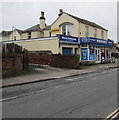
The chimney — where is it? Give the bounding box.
[58,9,63,16]
[39,11,46,30]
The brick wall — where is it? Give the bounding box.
[28,51,80,69]
[28,51,52,65]
[51,54,79,69]
[2,43,29,77]
[2,55,22,77]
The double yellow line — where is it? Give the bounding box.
[104,108,119,120]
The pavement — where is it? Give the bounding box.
[1,63,118,88]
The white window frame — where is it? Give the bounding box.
[85,26,89,37]
[60,23,73,36]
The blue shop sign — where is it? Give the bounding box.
[81,48,88,60]
[80,37,112,46]
[58,35,78,43]
[80,37,90,43]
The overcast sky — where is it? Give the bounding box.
[1,1,117,42]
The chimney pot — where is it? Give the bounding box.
[40,11,45,20]
[41,11,44,17]
[59,9,63,16]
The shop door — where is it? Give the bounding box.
[95,48,101,63]
[62,48,72,55]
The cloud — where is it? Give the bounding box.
[1,2,117,42]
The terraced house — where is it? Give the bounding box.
[1,9,113,64]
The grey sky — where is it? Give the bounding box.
[1,2,117,42]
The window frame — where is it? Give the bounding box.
[85,26,89,37]
[60,22,73,36]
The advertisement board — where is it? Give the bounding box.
[81,48,88,60]
[89,54,96,61]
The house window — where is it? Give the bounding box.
[85,26,89,37]
[101,31,104,39]
[60,23,73,36]
[28,32,31,39]
[94,28,97,38]
[62,25,66,35]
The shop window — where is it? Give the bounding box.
[60,23,73,36]
[28,32,31,39]
[94,28,97,38]
[90,48,95,54]
[85,26,89,37]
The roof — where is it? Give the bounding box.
[0,29,23,37]
[16,29,23,34]
[0,31,12,36]
[64,12,108,31]
[24,24,41,32]
[43,25,51,30]
[24,24,51,32]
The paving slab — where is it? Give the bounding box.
[1,63,118,88]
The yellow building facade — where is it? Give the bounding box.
[2,9,112,64]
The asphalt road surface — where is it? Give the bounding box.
[2,68,118,118]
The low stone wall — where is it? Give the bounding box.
[2,54,22,77]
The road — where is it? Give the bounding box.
[2,68,118,118]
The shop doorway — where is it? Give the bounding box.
[95,48,101,63]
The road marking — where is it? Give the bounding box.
[66,75,91,81]
[0,96,18,102]
[104,108,119,120]
[1,89,47,102]
[55,85,63,88]
[92,77,96,80]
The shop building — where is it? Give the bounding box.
[1,9,113,64]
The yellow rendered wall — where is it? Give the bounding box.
[0,36,10,41]
[15,38,59,54]
[31,31,39,39]
[44,30,51,37]
[21,31,45,39]
[21,33,28,40]
[79,23,108,40]
[51,13,80,37]
[9,31,21,40]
